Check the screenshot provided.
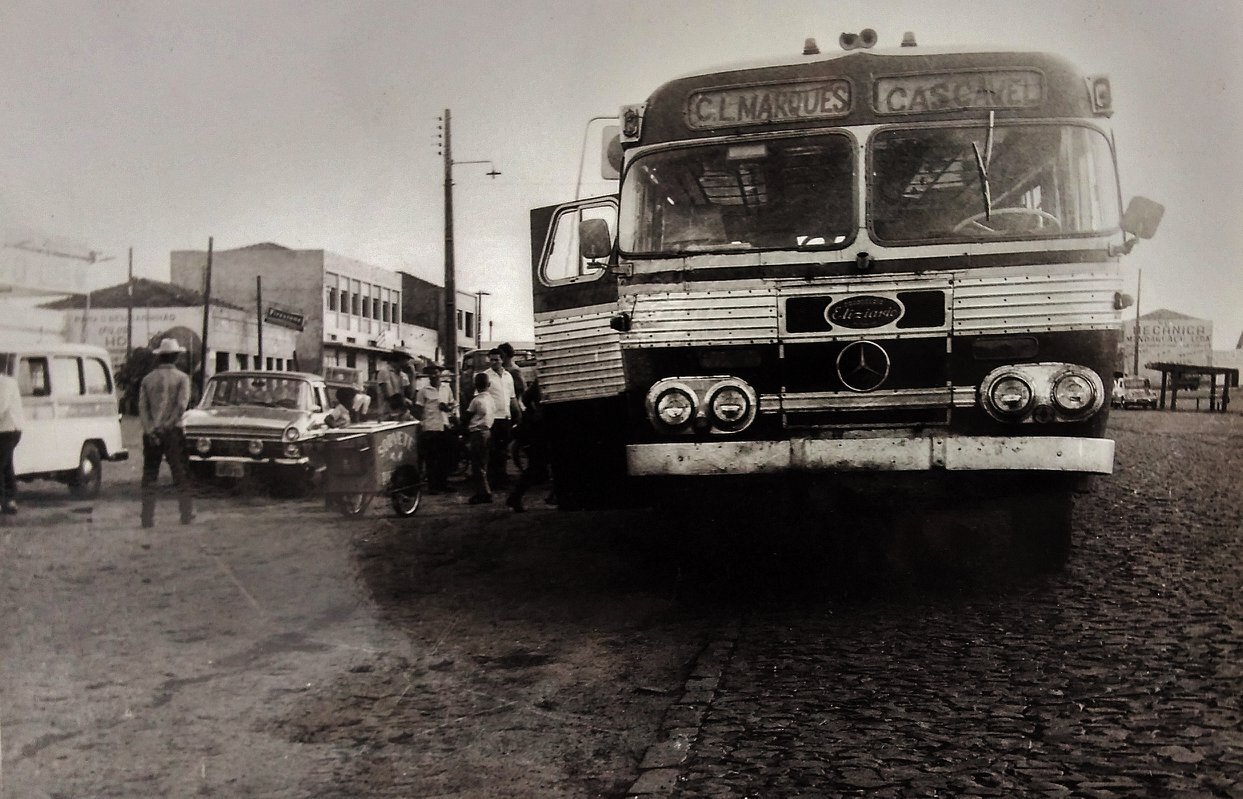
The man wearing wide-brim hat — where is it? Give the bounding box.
[138,337,194,527]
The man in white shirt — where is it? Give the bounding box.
[414,363,456,492]
[480,348,522,489]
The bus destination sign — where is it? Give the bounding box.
[686,79,851,129]
[875,70,1044,114]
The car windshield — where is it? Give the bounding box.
[204,376,310,409]
[870,123,1120,244]
[619,133,855,256]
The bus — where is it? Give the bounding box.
[529,30,1163,568]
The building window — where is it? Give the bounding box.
[327,286,337,311]
[345,351,356,368]
[372,296,380,319]
[237,353,249,369]
[215,352,229,374]
[456,309,464,331]
[464,311,475,339]
[351,280,362,316]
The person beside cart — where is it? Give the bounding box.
[414,363,455,493]
[382,392,415,423]
[326,388,356,428]
[138,338,194,528]
[480,348,521,490]
[465,371,495,504]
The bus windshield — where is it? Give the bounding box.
[871,123,1120,244]
[619,133,855,256]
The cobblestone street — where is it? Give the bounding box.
[651,411,1243,797]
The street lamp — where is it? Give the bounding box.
[474,290,490,349]
[440,108,500,370]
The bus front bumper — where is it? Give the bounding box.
[626,436,1114,477]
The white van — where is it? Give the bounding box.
[1,344,129,498]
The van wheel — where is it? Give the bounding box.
[69,443,103,499]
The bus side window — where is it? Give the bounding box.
[51,356,84,397]
[83,357,113,394]
[20,357,51,397]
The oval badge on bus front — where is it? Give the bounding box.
[826,296,902,329]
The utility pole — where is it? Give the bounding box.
[125,248,134,355]
[256,275,264,370]
[475,290,490,348]
[438,108,500,373]
[443,109,457,372]
[200,237,213,387]
[1132,269,1142,375]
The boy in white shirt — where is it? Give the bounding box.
[466,372,495,504]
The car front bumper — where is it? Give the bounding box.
[626,435,1114,477]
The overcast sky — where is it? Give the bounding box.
[2,0,1241,346]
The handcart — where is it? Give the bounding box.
[321,421,421,517]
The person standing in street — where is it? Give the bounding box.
[138,338,194,528]
[506,382,549,514]
[497,342,527,409]
[480,348,522,490]
[414,363,456,493]
[465,372,495,504]
[0,356,24,515]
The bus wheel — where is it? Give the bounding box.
[1010,486,1073,573]
[68,443,103,499]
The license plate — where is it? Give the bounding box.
[215,461,246,478]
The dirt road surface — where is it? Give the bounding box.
[2,411,1239,797]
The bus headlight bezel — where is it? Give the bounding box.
[980,363,1105,423]
[195,437,212,454]
[652,384,697,432]
[705,380,758,433]
[646,376,758,435]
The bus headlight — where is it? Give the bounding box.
[986,374,1033,418]
[283,442,302,459]
[248,439,264,457]
[282,426,300,442]
[654,387,696,430]
[981,363,1104,423]
[706,380,757,432]
[195,437,212,454]
[1053,373,1096,415]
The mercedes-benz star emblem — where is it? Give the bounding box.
[835,340,891,392]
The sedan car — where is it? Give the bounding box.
[182,371,332,495]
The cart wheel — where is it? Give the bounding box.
[390,466,422,517]
[336,493,372,517]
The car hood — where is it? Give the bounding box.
[183,405,313,434]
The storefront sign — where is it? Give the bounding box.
[875,70,1043,114]
[687,80,851,128]
[265,307,305,331]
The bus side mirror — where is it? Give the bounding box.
[602,126,622,180]
[1122,196,1164,240]
[579,218,614,260]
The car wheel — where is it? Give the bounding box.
[68,443,103,499]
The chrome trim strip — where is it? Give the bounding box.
[759,387,976,412]
[627,436,1114,475]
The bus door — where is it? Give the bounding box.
[530,196,623,405]
[530,195,629,507]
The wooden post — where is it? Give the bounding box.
[256,275,264,370]
[1159,370,1168,410]
[200,237,213,388]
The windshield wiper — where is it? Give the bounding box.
[971,111,995,220]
